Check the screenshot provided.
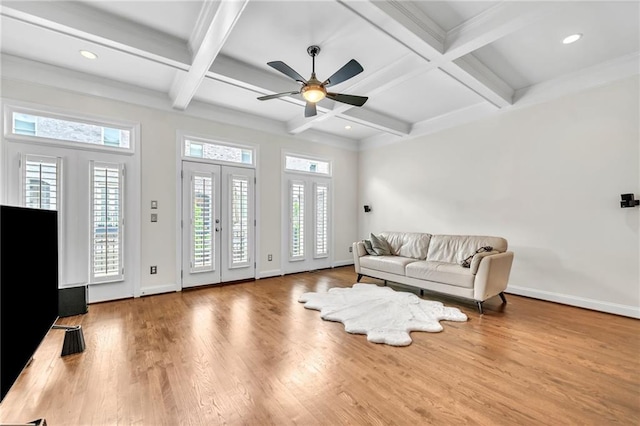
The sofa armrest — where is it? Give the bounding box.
[353,241,366,273]
[470,250,499,274]
[473,251,514,301]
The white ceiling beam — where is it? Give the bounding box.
[341,108,412,136]
[443,2,562,60]
[0,1,190,69]
[169,0,249,110]
[444,56,513,108]
[339,0,519,107]
[338,0,444,61]
[208,55,303,102]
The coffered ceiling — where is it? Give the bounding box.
[1,1,638,149]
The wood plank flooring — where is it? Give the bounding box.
[1,266,638,425]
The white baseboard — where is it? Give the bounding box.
[139,283,179,297]
[507,285,640,319]
[332,260,355,268]
[257,269,282,279]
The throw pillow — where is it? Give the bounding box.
[460,246,494,268]
[370,233,391,256]
[362,239,377,256]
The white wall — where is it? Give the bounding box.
[1,78,358,298]
[359,76,640,318]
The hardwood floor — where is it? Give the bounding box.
[1,266,638,425]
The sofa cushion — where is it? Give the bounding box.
[427,235,508,264]
[405,261,475,288]
[370,233,392,255]
[360,255,418,276]
[380,232,431,259]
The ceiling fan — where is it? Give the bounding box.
[257,45,368,118]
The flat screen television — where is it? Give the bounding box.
[0,205,59,402]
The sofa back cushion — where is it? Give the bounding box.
[427,235,508,264]
[380,232,432,259]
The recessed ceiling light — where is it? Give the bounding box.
[79,50,98,60]
[345,125,352,130]
[562,34,582,45]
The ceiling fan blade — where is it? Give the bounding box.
[323,59,364,87]
[304,102,317,117]
[267,61,307,83]
[257,91,299,101]
[326,92,368,107]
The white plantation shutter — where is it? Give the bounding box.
[191,173,214,272]
[230,175,250,267]
[314,183,329,258]
[22,154,60,211]
[290,180,305,260]
[90,162,124,283]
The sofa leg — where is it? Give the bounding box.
[476,301,484,315]
[499,292,507,304]
[357,274,363,282]
[420,289,424,296]
[383,280,387,286]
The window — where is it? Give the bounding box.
[91,162,124,283]
[290,181,305,260]
[22,155,60,211]
[15,114,36,136]
[285,155,331,176]
[184,138,253,166]
[11,111,132,150]
[230,175,250,266]
[191,173,214,272]
[314,183,328,258]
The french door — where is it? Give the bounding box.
[282,174,331,274]
[2,142,137,302]
[181,161,255,288]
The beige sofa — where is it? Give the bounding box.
[352,232,514,313]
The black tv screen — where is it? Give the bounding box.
[0,205,59,402]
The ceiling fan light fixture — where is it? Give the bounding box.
[302,84,326,103]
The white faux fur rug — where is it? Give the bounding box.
[298,283,468,346]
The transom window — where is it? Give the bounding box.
[285,154,331,176]
[184,138,254,166]
[8,109,132,151]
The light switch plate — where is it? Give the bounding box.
[151,213,158,222]
[151,200,158,209]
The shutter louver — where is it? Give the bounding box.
[231,176,249,265]
[315,184,328,258]
[91,163,124,282]
[192,174,214,272]
[290,181,305,260]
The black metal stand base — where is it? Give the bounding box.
[52,325,85,356]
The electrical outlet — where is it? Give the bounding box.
[349,246,353,253]
[268,254,273,261]
[150,266,157,274]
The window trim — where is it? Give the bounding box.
[180,132,256,168]
[3,101,138,154]
[283,152,332,177]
